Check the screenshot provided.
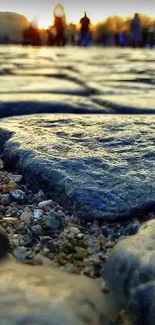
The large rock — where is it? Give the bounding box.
[0,258,119,325]
[103,220,155,325]
[0,114,155,221]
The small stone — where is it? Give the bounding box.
[46,210,62,230]
[61,263,80,274]
[10,189,26,200]
[76,233,84,239]
[105,241,116,249]
[7,173,23,183]
[59,241,73,255]
[67,232,75,240]
[38,200,53,209]
[13,247,29,262]
[32,254,53,266]
[4,217,19,225]
[57,253,69,266]
[69,226,80,234]
[33,209,43,219]
[42,247,50,254]
[74,246,88,260]
[10,210,18,217]
[0,159,4,169]
[90,254,101,266]
[20,212,33,225]
[57,209,64,216]
[0,205,5,212]
[99,235,106,247]
[0,194,10,206]
[31,224,43,236]
[40,236,53,244]
[2,181,19,193]
[12,238,20,247]
[23,207,31,212]
[83,266,95,278]
[99,253,108,262]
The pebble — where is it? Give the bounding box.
[12,238,20,247]
[76,232,84,239]
[46,210,62,230]
[69,226,80,234]
[31,253,53,266]
[10,189,26,200]
[1,181,19,193]
[0,194,10,206]
[38,200,53,209]
[7,173,23,183]
[75,246,88,260]
[0,156,154,281]
[57,253,69,266]
[13,247,29,262]
[33,209,43,219]
[20,212,33,225]
[31,224,43,236]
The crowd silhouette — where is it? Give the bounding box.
[17,5,155,48]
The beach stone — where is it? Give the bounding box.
[69,226,80,234]
[7,173,22,183]
[20,211,33,224]
[46,210,62,231]
[13,246,29,262]
[1,114,155,221]
[0,194,10,205]
[103,220,155,324]
[10,189,26,201]
[38,200,54,209]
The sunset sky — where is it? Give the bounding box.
[1,0,155,28]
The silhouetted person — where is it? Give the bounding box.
[148,26,155,48]
[47,27,56,46]
[79,11,91,46]
[23,24,41,46]
[141,27,148,47]
[130,13,141,47]
[53,3,66,46]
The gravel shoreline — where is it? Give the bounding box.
[0,153,154,279]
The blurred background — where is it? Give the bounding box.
[0,1,155,47]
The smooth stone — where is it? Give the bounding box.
[103,220,155,325]
[1,114,155,221]
[13,247,29,262]
[38,200,53,209]
[69,226,80,234]
[7,173,22,183]
[20,211,33,224]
